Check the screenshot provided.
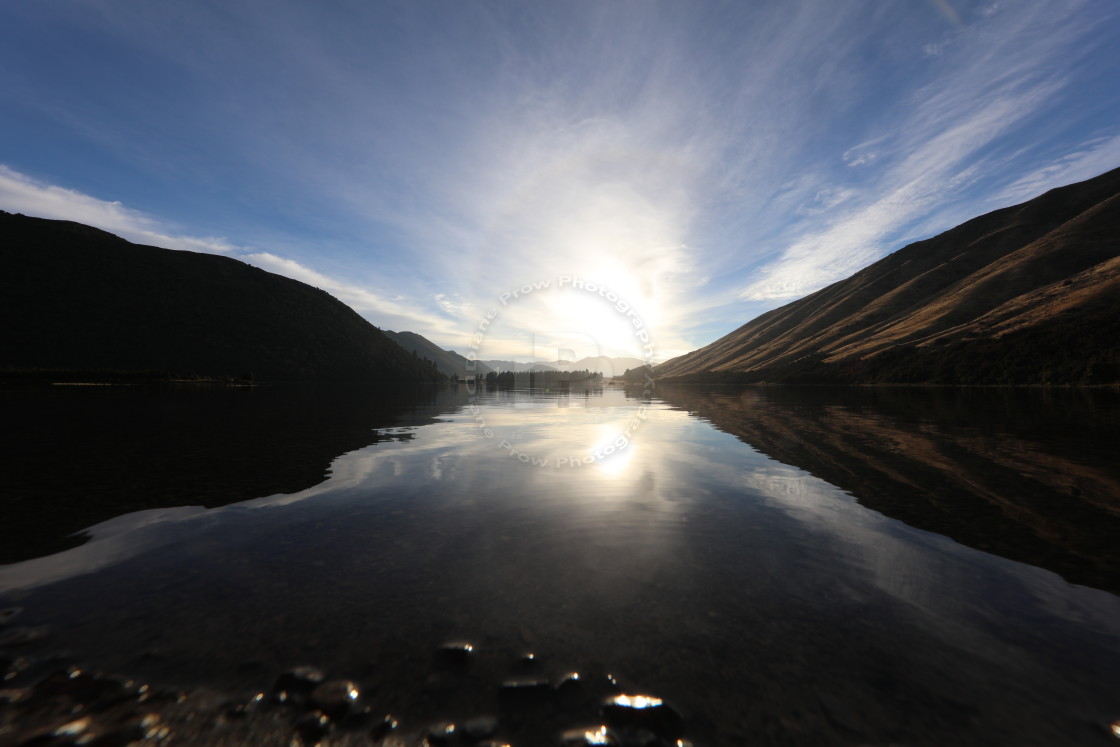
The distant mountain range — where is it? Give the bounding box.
[9,164,1116,387]
[657,167,1120,385]
[479,356,646,377]
[0,212,443,382]
[383,330,493,379]
[380,330,646,378]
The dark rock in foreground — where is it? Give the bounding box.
[0,640,702,746]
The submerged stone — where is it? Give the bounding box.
[601,694,683,738]
[2,655,32,683]
[96,716,150,745]
[514,651,541,672]
[461,714,499,740]
[223,698,254,720]
[308,679,360,718]
[273,666,326,698]
[421,720,457,744]
[433,641,475,672]
[31,667,134,708]
[369,713,399,740]
[294,711,331,742]
[0,625,49,646]
[561,724,619,745]
[499,676,553,706]
[555,671,591,709]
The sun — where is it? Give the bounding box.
[529,281,657,365]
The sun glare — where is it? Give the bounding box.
[589,424,638,477]
[535,285,655,365]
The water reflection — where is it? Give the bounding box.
[656,385,1120,595]
[0,384,467,562]
[1,385,1119,745]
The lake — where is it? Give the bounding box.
[1,383,1119,746]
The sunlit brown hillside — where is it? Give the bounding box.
[657,167,1120,385]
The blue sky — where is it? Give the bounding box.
[2,0,1119,362]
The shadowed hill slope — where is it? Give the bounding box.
[0,212,442,382]
[384,329,492,378]
[657,167,1120,385]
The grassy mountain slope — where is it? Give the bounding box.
[0,212,442,382]
[657,167,1120,385]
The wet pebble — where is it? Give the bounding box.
[92,715,151,746]
[2,655,33,683]
[308,679,360,718]
[499,676,552,706]
[562,724,619,745]
[420,720,457,745]
[273,666,326,700]
[601,694,683,740]
[618,728,680,747]
[369,713,399,740]
[555,672,592,710]
[30,667,138,710]
[294,711,331,742]
[461,714,499,741]
[433,641,475,672]
[0,625,49,647]
[513,651,541,673]
[0,686,27,705]
[54,716,92,737]
[224,692,265,720]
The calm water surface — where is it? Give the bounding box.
[1,383,1119,745]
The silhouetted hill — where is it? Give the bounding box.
[657,167,1120,385]
[384,330,492,378]
[0,212,443,382]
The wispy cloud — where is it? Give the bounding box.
[3,0,1117,359]
[739,0,1114,302]
[0,165,236,254]
[741,78,1066,300]
[992,131,1120,204]
[243,251,462,337]
[0,164,460,339]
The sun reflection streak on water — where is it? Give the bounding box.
[4,386,1120,744]
[591,427,636,478]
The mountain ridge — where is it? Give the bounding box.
[0,211,443,382]
[656,167,1120,385]
[383,330,492,379]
